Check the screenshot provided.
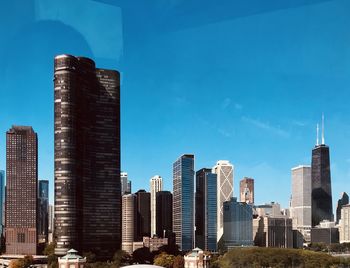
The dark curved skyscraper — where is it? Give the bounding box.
[54,55,121,259]
[311,120,333,227]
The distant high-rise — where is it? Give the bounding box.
[223,197,253,250]
[150,175,163,237]
[54,54,121,258]
[5,126,38,255]
[173,154,195,251]
[290,165,312,242]
[0,170,4,235]
[239,177,254,204]
[48,205,54,243]
[336,192,349,224]
[156,191,172,238]
[339,205,350,243]
[122,194,136,254]
[135,190,151,241]
[212,160,234,243]
[195,168,217,251]
[121,172,132,195]
[311,117,333,227]
[38,180,49,243]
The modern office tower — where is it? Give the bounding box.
[290,165,312,242]
[0,170,4,235]
[195,168,217,251]
[38,180,49,243]
[239,177,254,204]
[223,197,253,250]
[121,172,132,195]
[253,216,293,248]
[156,191,173,238]
[54,54,121,258]
[339,205,350,243]
[122,194,136,254]
[173,154,195,251]
[311,118,333,227]
[48,205,54,243]
[212,160,234,243]
[336,192,349,224]
[5,126,38,255]
[311,220,339,244]
[135,190,151,241]
[150,175,163,237]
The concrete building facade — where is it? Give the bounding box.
[212,160,234,243]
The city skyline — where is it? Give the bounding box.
[1,0,350,211]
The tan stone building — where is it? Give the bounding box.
[184,248,210,268]
[58,249,86,268]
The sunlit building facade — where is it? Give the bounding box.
[212,160,234,243]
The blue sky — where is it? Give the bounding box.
[1,0,350,209]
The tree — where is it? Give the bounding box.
[173,255,184,268]
[83,251,97,263]
[9,256,34,268]
[113,249,132,266]
[43,242,56,255]
[153,252,175,268]
[132,247,153,264]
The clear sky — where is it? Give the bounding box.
[1,0,350,209]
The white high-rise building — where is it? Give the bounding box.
[339,205,350,243]
[121,172,131,195]
[290,165,312,242]
[121,194,135,254]
[212,160,234,243]
[150,175,163,237]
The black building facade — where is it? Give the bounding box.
[195,168,217,251]
[54,55,121,259]
[311,143,333,227]
[135,190,151,241]
[156,191,173,238]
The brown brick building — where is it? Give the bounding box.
[5,126,38,255]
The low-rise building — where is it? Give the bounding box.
[311,220,339,244]
[184,248,210,268]
[58,249,86,268]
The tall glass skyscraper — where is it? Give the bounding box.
[195,168,217,251]
[173,154,194,251]
[54,55,121,259]
[38,180,49,243]
[311,119,333,227]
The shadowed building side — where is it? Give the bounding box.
[54,54,121,259]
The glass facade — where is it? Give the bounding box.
[223,197,253,249]
[38,180,49,243]
[173,154,194,251]
[195,168,217,251]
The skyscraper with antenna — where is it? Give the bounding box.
[311,114,333,227]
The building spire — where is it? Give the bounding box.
[316,123,319,146]
[321,113,325,145]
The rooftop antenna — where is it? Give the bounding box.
[321,113,325,145]
[316,123,319,146]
